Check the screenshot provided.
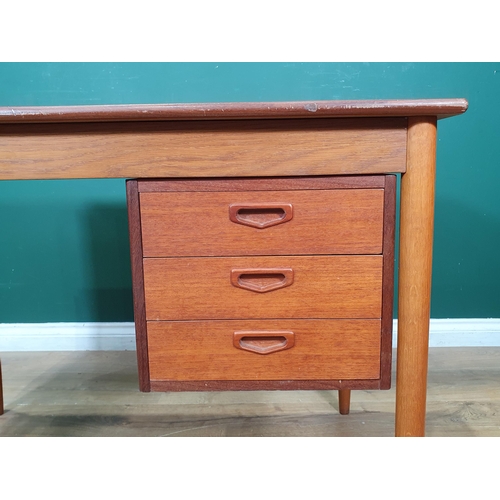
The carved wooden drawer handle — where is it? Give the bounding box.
[231,268,294,293]
[229,202,293,229]
[233,331,295,355]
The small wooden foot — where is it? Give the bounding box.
[338,389,351,415]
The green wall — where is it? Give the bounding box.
[0,63,499,322]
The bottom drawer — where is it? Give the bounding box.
[147,319,381,382]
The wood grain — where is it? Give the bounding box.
[143,255,383,321]
[233,330,295,355]
[147,319,381,381]
[148,379,382,391]
[380,175,396,389]
[0,99,468,123]
[126,180,150,392]
[396,117,437,437]
[0,118,406,180]
[338,390,351,415]
[137,175,387,192]
[140,188,385,257]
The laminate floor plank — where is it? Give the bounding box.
[0,348,498,437]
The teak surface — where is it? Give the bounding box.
[147,319,382,381]
[130,176,394,392]
[0,118,406,180]
[126,180,150,391]
[143,255,383,321]
[140,189,384,257]
[396,117,437,436]
[137,175,387,192]
[380,175,396,389]
[0,98,468,123]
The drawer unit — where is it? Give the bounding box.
[127,175,396,394]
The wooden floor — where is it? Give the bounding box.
[0,347,499,437]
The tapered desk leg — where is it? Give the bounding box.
[396,116,437,437]
[0,359,4,415]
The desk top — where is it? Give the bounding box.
[0,99,468,180]
[0,99,468,123]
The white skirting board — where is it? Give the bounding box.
[0,323,136,351]
[0,319,500,351]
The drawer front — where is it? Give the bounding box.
[140,189,384,257]
[147,319,382,381]
[143,255,383,320]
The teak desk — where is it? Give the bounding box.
[0,99,468,436]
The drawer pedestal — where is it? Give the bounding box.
[127,175,396,397]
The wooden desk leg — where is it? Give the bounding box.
[338,389,351,415]
[396,116,437,437]
[0,359,4,415]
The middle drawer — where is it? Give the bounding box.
[143,255,383,321]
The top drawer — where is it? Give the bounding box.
[138,177,386,257]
